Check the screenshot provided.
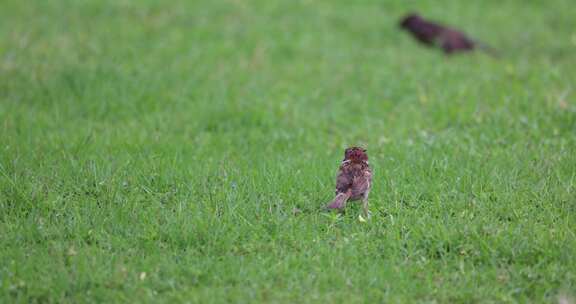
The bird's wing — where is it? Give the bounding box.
[335,168,353,194]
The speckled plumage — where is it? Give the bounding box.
[326,147,372,217]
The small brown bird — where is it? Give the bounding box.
[326,147,372,218]
[399,13,493,55]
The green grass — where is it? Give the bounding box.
[1,0,575,302]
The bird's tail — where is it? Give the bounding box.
[326,190,351,210]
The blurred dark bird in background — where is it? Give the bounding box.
[399,13,496,55]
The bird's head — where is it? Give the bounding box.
[344,147,368,162]
[399,13,422,29]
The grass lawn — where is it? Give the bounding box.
[1,0,575,302]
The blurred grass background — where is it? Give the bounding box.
[1,0,575,302]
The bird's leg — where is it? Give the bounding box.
[361,191,371,219]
